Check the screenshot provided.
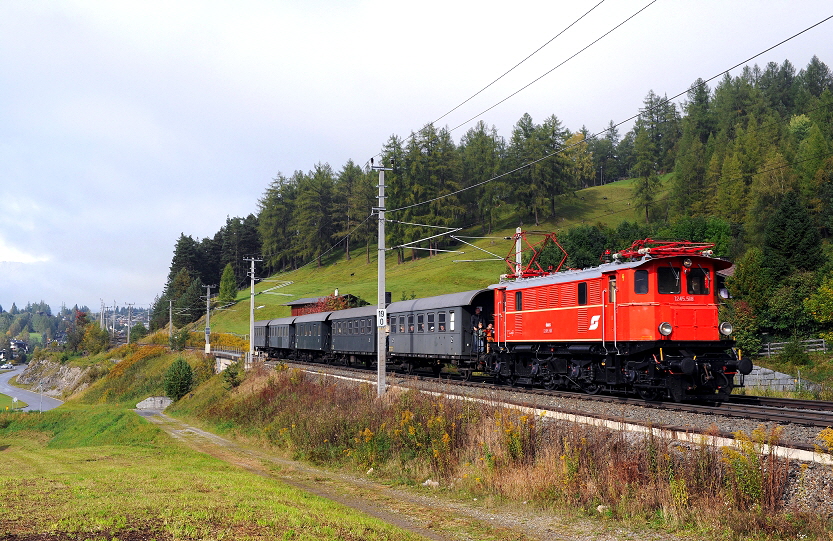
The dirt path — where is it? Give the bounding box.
[135,409,685,541]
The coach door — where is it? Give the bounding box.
[604,274,617,346]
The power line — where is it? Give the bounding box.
[430,0,607,126]
[365,0,642,169]
[387,13,833,215]
[447,0,658,134]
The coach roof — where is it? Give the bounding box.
[387,289,490,313]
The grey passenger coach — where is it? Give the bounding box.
[330,305,378,366]
[294,311,333,359]
[387,289,492,374]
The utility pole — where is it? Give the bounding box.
[168,300,173,339]
[244,256,262,368]
[515,227,523,277]
[371,158,392,397]
[204,285,214,354]
[126,303,134,344]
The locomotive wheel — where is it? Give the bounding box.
[542,376,556,390]
[582,382,601,395]
[637,387,660,401]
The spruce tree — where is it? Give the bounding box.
[762,191,823,282]
[218,263,237,306]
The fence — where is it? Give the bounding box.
[757,338,827,357]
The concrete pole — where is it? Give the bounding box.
[515,227,523,277]
[205,284,212,354]
[127,304,133,344]
[372,160,392,397]
[244,257,261,368]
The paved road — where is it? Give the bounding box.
[0,365,63,412]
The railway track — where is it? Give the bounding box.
[272,358,833,453]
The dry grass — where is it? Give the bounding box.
[168,367,831,540]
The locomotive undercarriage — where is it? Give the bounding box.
[476,341,752,403]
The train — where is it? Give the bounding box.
[253,235,753,403]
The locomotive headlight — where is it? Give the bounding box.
[658,322,673,336]
[719,321,734,336]
[683,258,692,268]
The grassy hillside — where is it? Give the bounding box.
[208,177,663,335]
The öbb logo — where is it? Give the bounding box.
[588,315,601,331]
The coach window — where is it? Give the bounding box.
[578,282,588,305]
[408,314,414,333]
[417,314,424,332]
[449,311,456,331]
[362,319,367,334]
[658,266,681,294]
[390,316,396,333]
[399,315,405,334]
[438,312,446,331]
[634,270,649,294]
[515,291,523,311]
[687,268,710,295]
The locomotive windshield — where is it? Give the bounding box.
[657,266,681,294]
[687,268,710,295]
[655,265,711,295]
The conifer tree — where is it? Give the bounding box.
[218,263,237,306]
[762,191,823,282]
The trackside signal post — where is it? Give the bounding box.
[372,158,392,397]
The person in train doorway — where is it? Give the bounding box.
[485,323,494,353]
[471,307,484,353]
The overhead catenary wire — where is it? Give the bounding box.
[259,14,833,281]
[447,0,658,134]
[386,13,833,215]
[430,0,607,127]
[364,0,622,169]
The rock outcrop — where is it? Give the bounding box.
[16,357,99,398]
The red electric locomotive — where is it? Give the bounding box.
[486,236,752,402]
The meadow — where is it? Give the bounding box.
[0,406,432,540]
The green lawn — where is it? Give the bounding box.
[0,407,428,540]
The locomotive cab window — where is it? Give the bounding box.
[578,282,587,306]
[634,270,649,294]
[687,268,710,295]
[515,291,522,311]
[657,266,681,294]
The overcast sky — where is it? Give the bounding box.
[0,1,830,313]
